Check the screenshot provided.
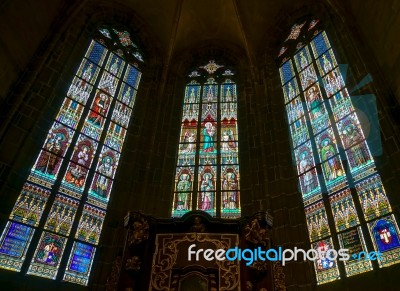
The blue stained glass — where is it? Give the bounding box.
[124,65,141,89]
[311,32,331,58]
[282,79,299,103]
[69,243,95,273]
[280,60,294,85]
[220,83,237,102]
[185,85,201,104]
[371,217,400,252]
[85,41,107,65]
[316,49,337,76]
[105,53,125,78]
[0,222,34,258]
[203,83,218,103]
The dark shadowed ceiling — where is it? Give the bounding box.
[1,0,399,102]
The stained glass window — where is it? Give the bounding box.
[172,61,241,219]
[0,26,143,285]
[278,20,400,284]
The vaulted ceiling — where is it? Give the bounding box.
[1,0,399,102]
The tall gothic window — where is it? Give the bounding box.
[278,19,400,284]
[172,61,241,219]
[0,26,143,285]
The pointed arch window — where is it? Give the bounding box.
[278,19,400,284]
[0,26,143,285]
[172,62,241,219]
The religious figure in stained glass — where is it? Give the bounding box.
[176,173,191,211]
[199,172,214,211]
[88,91,111,126]
[202,122,216,152]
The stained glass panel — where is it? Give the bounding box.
[321,156,347,193]
[70,134,98,168]
[40,122,75,157]
[202,82,218,103]
[282,79,299,104]
[175,167,194,192]
[220,82,237,102]
[329,89,354,122]
[185,83,201,104]
[67,77,94,105]
[197,165,216,216]
[182,104,200,122]
[221,118,238,141]
[344,142,374,181]
[323,68,345,97]
[172,192,192,217]
[368,215,400,267]
[315,49,337,76]
[315,128,339,161]
[0,222,34,271]
[44,194,79,236]
[60,162,89,198]
[179,126,197,144]
[104,122,126,152]
[30,150,64,188]
[76,60,100,86]
[299,64,317,90]
[279,60,295,85]
[124,64,141,89]
[95,146,120,179]
[309,103,330,135]
[98,71,119,96]
[289,116,309,148]
[27,232,67,279]
[220,102,237,120]
[56,98,85,129]
[9,183,51,227]
[112,101,132,128]
[299,168,322,205]
[329,189,359,232]
[177,152,196,166]
[63,242,96,286]
[75,205,105,245]
[294,46,312,72]
[294,141,316,175]
[356,175,392,221]
[337,113,365,148]
[85,40,107,65]
[88,174,113,209]
[172,167,194,217]
[104,53,125,77]
[221,165,240,190]
[221,191,240,218]
[304,83,323,112]
[305,201,331,242]
[118,83,136,108]
[338,227,373,277]
[286,96,304,124]
[311,238,340,284]
[310,31,331,58]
